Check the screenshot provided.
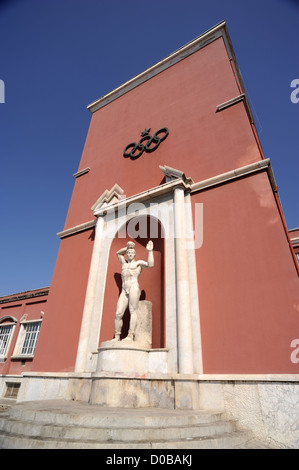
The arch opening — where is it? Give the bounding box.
[99,215,165,348]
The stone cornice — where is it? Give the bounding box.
[93,178,190,217]
[87,21,244,114]
[73,167,90,178]
[216,93,254,123]
[0,289,49,305]
[190,158,276,193]
[57,159,275,239]
[57,219,96,239]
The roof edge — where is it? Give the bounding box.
[87,20,241,114]
[0,287,50,304]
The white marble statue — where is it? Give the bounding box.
[113,240,154,341]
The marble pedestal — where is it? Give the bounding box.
[96,299,165,375]
[90,300,170,407]
[97,301,168,375]
[96,341,168,375]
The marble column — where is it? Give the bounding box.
[75,217,104,372]
[174,186,194,374]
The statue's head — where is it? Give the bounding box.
[126,241,136,261]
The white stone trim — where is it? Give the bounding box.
[58,160,275,241]
[16,370,299,382]
[75,193,179,373]
[216,93,254,124]
[74,159,277,374]
[75,217,108,372]
[72,158,280,375]
[75,176,203,374]
[173,187,194,374]
[159,165,193,184]
[73,167,90,178]
[216,93,246,111]
[190,158,276,192]
[184,193,203,374]
[91,184,125,212]
[0,316,17,324]
[87,21,244,114]
[93,178,190,217]
[57,220,96,239]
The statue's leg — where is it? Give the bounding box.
[114,290,128,340]
[126,285,140,340]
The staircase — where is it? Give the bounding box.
[0,399,272,449]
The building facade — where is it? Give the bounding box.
[1,22,298,446]
[0,288,48,396]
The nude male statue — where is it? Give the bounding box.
[113,240,154,341]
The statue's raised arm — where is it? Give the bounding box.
[136,241,154,269]
[146,240,154,268]
[116,247,127,265]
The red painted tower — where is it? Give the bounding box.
[30,20,298,376]
[1,24,298,427]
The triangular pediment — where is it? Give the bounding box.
[159,165,193,184]
[91,184,124,213]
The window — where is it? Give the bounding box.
[4,382,21,398]
[0,322,15,359]
[20,322,41,356]
[13,320,42,358]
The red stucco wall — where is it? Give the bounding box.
[64,37,261,231]
[33,230,94,372]
[193,172,299,373]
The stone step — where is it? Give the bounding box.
[0,416,236,443]
[0,429,252,449]
[0,399,261,449]
[7,400,226,428]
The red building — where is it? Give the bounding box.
[0,288,48,397]
[290,228,299,262]
[0,21,298,445]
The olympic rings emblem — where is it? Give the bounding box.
[123,127,169,159]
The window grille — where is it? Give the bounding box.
[0,324,13,357]
[20,322,41,356]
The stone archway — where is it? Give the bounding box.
[99,215,165,349]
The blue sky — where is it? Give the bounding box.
[0,0,298,296]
